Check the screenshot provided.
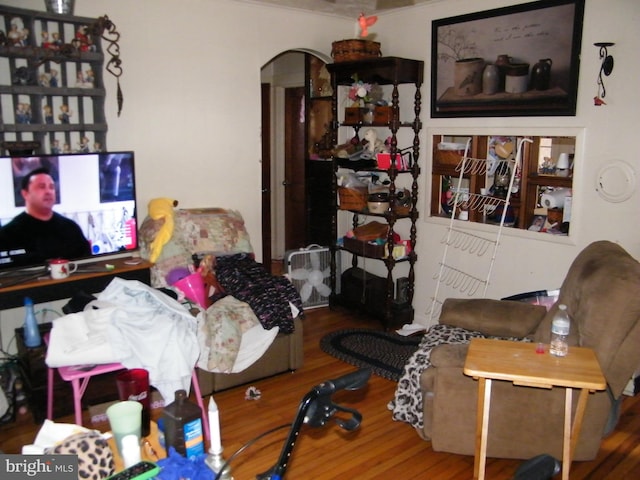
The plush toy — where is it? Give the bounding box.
[148,197,178,263]
[363,128,386,154]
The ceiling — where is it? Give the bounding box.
[235,0,436,19]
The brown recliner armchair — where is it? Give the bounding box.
[421,240,640,460]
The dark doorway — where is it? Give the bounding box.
[261,52,334,272]
[283,86,307,251]
[261,82,272,268]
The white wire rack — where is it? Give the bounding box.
[428,137,533,321]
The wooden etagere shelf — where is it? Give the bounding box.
[327,56,424,330]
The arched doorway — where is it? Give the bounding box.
[260,50,333,273]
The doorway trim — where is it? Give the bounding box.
[260,49,331,266]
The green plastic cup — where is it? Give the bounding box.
[106,400,142,457]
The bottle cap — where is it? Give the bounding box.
[25,297,33,306]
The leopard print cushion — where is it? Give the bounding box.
[46,431,115,480]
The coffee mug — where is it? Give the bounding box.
[49,259,77,279]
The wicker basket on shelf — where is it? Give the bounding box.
[338,187,367,211]
[331,39,381,62]
[393,205,411,216]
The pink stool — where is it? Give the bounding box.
[45,336,210,443]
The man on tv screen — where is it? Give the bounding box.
[0,167,91,268]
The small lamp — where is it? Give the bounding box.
[556,153,570,177]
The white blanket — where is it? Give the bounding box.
[45,278,287,399]
[45,308,116,367]
[46,278,199,401]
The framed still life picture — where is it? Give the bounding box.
[431,0,585,118]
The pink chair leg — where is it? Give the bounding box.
[191,369,210,446]
[47,367,54,420]
[71,379,84,426]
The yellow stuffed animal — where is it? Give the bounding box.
[147,197,178,263]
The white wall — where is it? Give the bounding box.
[3,0,638,331]
[379,0,640,325]
[4,0,353,263]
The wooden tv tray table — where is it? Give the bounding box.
[463,338,606,480]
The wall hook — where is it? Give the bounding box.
[594,42,614,105]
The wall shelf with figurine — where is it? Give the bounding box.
[0,5,107,155]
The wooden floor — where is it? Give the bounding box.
[2,306,639,478]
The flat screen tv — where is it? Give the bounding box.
[0,151,138,274]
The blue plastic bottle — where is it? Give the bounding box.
[23,297,41,348]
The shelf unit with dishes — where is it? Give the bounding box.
[428,133,577,320]
[431,134,576,232]
[327,57,423,330]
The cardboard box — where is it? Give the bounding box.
[89,390,165,425]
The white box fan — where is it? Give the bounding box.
[285,244,335,309]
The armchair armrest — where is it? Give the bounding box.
[440,298,547,338]
[430,343,469,369]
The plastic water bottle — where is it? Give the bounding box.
[23,297,41,348]
[550,304,570,357]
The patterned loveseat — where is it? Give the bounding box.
[138,207,303,395]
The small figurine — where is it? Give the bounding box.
[20,28,30,46]
[62,143,71,153]
[51,139,61,154]
[75,71,86,87]
[74,25,95,52]
[363,128,386,155]
[77,136,90,153]
[58,104,72,123]
[93,142,102,152]
[84,69,95,87]
[8,18,24,46]
[41,31,51,49]
[39,72,50,87]
[49,69,59,87]
[74,69,94,88]
[358,13,378,38]
[16,103,32,124]
[51,31,63,49]
[43,104,54,124]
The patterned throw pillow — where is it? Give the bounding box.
[46,431,114,480]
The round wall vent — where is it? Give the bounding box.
[596,160,636,203]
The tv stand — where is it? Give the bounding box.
[0,257,152,309]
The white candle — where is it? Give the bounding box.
[208,397,223,454]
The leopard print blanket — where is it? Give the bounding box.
[388,324,527,431]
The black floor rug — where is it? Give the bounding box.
[319,328,423,381]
